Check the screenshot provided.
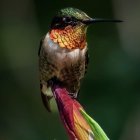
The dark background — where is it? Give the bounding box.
[0,0,140,140]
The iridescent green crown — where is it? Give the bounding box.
[57,7,91,20]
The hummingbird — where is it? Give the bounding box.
[38,7,122,112]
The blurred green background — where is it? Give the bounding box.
[0,0,140,140]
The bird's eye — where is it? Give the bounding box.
[63,17,72,23]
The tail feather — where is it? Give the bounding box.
[41,92,52,112]
[40,84,53,112]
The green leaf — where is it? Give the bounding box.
[80,109,109,140]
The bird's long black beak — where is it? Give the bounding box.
[82,18,123,25]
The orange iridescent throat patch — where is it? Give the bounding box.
[50,26,86,50]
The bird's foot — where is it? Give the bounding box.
[68,92,78,99]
